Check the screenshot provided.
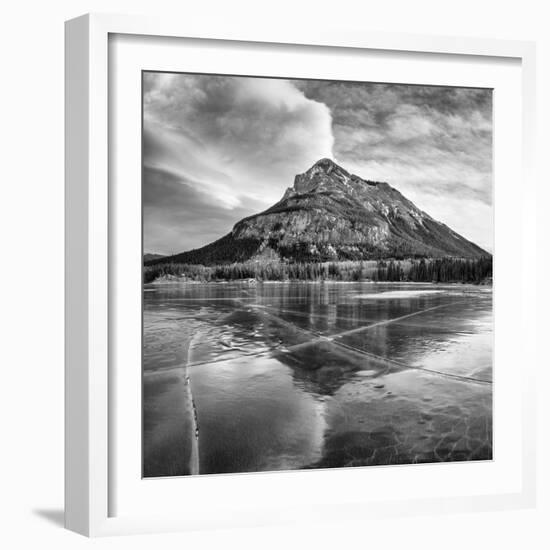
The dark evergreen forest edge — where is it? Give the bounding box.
[143,257,492,284]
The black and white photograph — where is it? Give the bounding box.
[142,72,493,478]
[2,0,547,544]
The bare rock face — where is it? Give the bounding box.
[154,159,489,266]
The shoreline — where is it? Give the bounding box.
[145,278,492,287]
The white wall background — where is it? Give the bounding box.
[0,1,547,548]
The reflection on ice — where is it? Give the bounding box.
[143,281,492,476]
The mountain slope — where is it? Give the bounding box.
[143,252,165,263]
[148,158,489,266]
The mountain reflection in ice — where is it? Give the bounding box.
[143,282,492,477]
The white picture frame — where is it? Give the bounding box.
[65,12,537,537]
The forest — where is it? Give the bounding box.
[144,257,492,284]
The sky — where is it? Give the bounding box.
[143,72,493,255]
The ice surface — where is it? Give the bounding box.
[354,290,444,299]
[143,281,492,476]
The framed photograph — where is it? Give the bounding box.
[65,13,537,536]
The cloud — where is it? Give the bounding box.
[143,166,266,255]
[144,74,493,254]
[143,73,334,252]
[298,81,493,250]
[144,73,333,201]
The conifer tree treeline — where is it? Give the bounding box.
[372,257,492,283]
[144,257,492,284]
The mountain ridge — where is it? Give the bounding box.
[143,252,166,263]
[147,158,490,266]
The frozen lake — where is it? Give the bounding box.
[143,281,492,477]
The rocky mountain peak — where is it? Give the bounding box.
[293,158,352,194]
[312,157,344,172]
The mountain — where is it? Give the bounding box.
[147,158,489,266]
[143,253,166,263]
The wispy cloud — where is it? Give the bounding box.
[143,166,265,255]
